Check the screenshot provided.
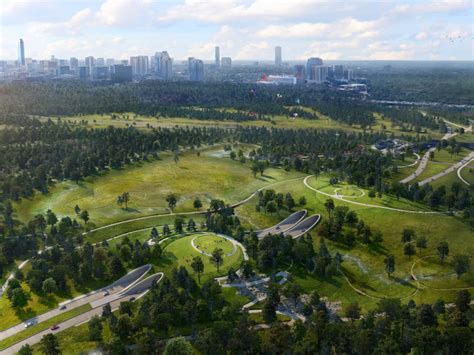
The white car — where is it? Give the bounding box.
[24,321,33,328]
[103,290,109,296]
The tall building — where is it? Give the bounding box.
[343,69,353,81]
[69,57,78,74]
[221,57,232,68]
[111,65,132,83]
[294,65,306,84]
[106,58,115,67]
[18,39,25,66]
[130,56,149,77]
[188,58,204,81]
[96,58,105,67]
[306,57,323,81]
[85,56,95,77]
[312,65,329,83]
[215,46,220,68]
[275,46,282,66]
[333,65,344,79]
[155,51,173,79]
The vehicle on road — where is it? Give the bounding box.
[59,305,66,310]
[25,321,33,328]
[130,297,136,301]
[50,324,59,331]
[103,290,109,296]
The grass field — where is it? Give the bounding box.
[13,145,303,226]
[158,233,244,283]
[236,174,474,309]
[43,109,441,139]
[0,304,92,350]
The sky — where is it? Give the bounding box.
[0,0,472,61]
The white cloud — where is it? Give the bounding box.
[415,32,428,40]
[96,0,154,26]
[256,18,379,39]
[393,0,471,15]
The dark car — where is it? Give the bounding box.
[50,324,59,331]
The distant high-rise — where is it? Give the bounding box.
[333,65,344,79]
[312,65,329,83]
[111,65,132,83]
[306,57,323,81]
[275,46,282,66]
[221,57,232,68]
[294,65,306,84]
[188,58,204,81]
[215,46,220,67]
[155,51,173,79]
[18,39,25,66]
[96,58,105,67]
[69,57,79,74]
[85,56,95,77]
[130,56,149,77]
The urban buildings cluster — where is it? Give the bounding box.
[1,40,357,88]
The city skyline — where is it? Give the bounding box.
[1,0,472,61]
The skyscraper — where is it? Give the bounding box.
[294,65,306,84]
[215,46,220,68]
[18,39,25,66]
[188,58,204,81]
[275,46,282,66]
[306,57,323,81]
[221,57,232,68]
[130,56,149,77]
[85,56,95,78]
[155,51,173,79]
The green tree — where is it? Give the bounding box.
[455,290,471,313]
[384,254,395,278]
[437,241,449,264]
[18,344,33,355]
[166,193,177,211]
[42,277,58,294]
[415,236,427,256]
[345,302,361,322]
[324,198,335,218]
[262,299,277,323]
[88,315,103,341]
[40,333,61,355]
[401,228,415,243]
[193,197,202,210]
[210,248,224,272]
[163,337,193,355]
[80,210,89,225]
[11,287,28,308]
[191,256,204,284]
[452,254,470,279]
[403,242,416,260]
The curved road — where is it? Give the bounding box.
[457,158,474,186]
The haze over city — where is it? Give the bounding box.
[1,0,473,61]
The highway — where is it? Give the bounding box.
[0,266,156,354]
[418,151,474,186]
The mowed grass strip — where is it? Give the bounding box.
[0,303,92,350]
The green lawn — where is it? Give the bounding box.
[0,304,92,350]
[236,174,474,309]
[158,233,244,283]
[14,145,302,227]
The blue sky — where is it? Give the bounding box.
[1,0,472,61]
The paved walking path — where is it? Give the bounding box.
[397,153,421,168]
[303,176,442,214]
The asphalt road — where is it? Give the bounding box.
[257,210,307,238]
[0,265,151,343]
[418,151,474,186]
[1,272,163,355]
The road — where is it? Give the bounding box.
[0,265,151,344]
[399,131,458,184]
[257,210,307,238]
[1,272,163,354]
[418,151,474,186]
[457,158,474,186]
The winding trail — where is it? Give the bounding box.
[411,255,474,291]
[303,176,443,215]
[191,235,237,257]
[397,153,421,168]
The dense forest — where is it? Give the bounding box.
[0,80,460,129]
